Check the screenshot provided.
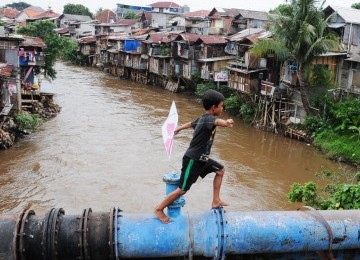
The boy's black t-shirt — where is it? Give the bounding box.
[185,114,217,160]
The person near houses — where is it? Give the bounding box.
[154,89,234,223]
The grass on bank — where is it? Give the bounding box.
[313,129,360,164]
[15,112,43,133]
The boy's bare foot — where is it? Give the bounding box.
[212,200,229,208]
[154,207,171,224]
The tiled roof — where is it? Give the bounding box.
[0,64,14,78]
[184,10,210,18]
[23,6,45,18]
[0,7,20,19]
[20,36,46,47]
[113,19,138,26]
[149,2,182,8]
[31,10,60,20]
[95,9,117,23]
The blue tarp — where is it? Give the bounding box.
[124,40,141,52]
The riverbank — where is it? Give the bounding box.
[0,95,61,149]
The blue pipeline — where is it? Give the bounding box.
[1,172,360,259]
[112,173,360,258]
[114,209,360,258]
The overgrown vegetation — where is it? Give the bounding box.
[195,82,256,123]
[15,112,43,132]
[287,167,360,209]
[301,97,360,164]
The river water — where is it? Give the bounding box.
[0,62,348,215]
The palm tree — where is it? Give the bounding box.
[251,0,339,115]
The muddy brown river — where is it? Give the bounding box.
[0,62,351,215]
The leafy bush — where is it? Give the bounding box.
[15,113,43,132]
[310,64,335,88]
[224,95,241,113]
[240,103,256,123]
[195,83,217,97]
[195,82,233,98]
[301,115,328,134]
[331,98,360,137]
[192,73,203,85]
[287,168,360,210]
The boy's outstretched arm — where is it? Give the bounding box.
[174,122,192,135]
[215,118,234,128]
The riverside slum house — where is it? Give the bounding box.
[225,29,286,130]
[0,34,47,114]
[324,5,360,95]
[0,34,23,116]
[224,26,346,139]
[207,7,268,36]
[182,10,211,35]
[56,14,95,39]
[18,36,47,112]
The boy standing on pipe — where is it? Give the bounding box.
[154,90,234,223]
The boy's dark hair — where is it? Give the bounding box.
[202,90,224,110]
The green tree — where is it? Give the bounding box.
[251,0,339,115]
[351,2,360,9]
[5,1,30,11]
[123,11,137,19]
[16,20,71,79]
[269,3,292,15]
[63,4,93,18]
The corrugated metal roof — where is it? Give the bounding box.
[184,10,210,18]
[0,64,14,78]
[78,36,96,44]
[327,22,346,28]
[237,9,268,21]
[227,66,266,74]
[228,28,264,42]
[345,56,360,63]
[61,14,93,22]
[326,5,360,25]
[198,56,235,62]
[196,35,227,45]
[55,28,70,34]
[113,19,138,26]
[178,33,200,43]
[20,36,46,47]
